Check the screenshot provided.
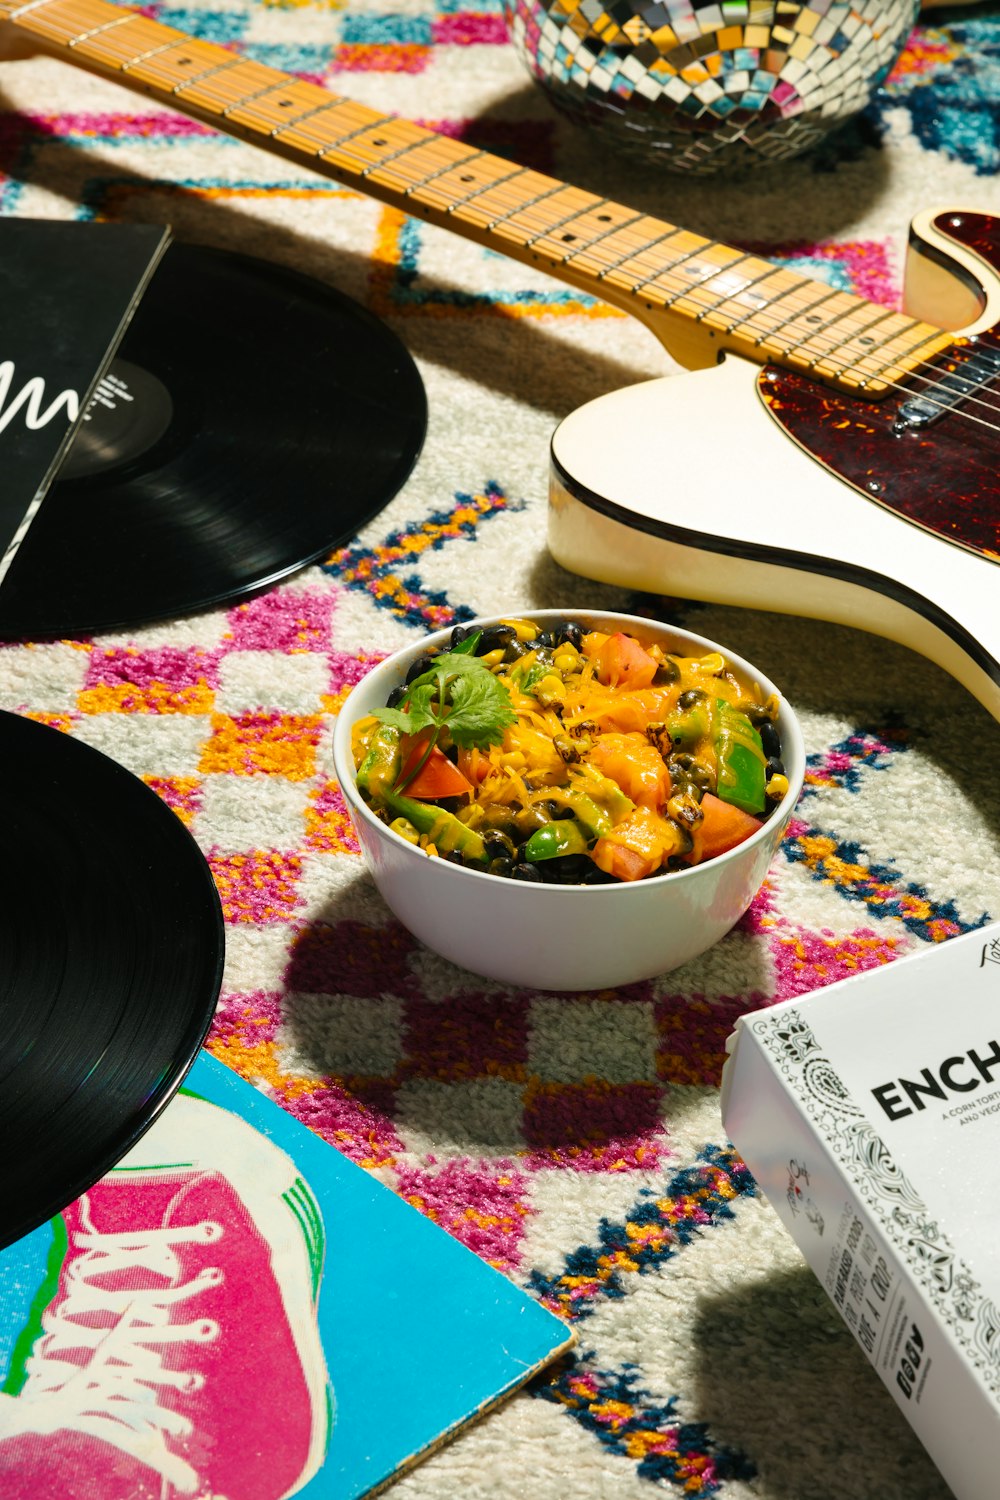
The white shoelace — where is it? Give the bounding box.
[9,1194,224,1494]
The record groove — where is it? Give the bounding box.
[0,242,428,639]
[0,712,225,1248]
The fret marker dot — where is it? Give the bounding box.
[806,314,822,323]
[597,214,612,222]
[859,336,874,345]
[561,233,576,243]
[459,175,474,182]
[373,139,387,146]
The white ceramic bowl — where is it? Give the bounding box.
[332,610,805,992]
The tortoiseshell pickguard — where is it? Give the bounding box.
[758,212,1000,565]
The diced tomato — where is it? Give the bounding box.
[456,744,493,785]
[589,732,670,809]
[592,805,685,881]
[594,632,659,690]
[686,792,762,864]
[592,838,656,882]
[399,733,474,800]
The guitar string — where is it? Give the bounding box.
[250,119,1000,422]
[17,8,1000,432]
[183,110,997,408]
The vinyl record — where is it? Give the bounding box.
[0,242,427,640]
[0,712,225,1249]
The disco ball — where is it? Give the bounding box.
[503,0,920,174]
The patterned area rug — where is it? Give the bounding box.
[2,3,999,1496]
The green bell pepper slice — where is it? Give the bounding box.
[356,723,402,798]
[714,700,766,814]
[383,789,488,866]
[523,819,590,862]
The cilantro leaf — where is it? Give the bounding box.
[373,650,515,756]
[443,666,516,748]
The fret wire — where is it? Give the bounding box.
[402,148,487,196]
[814,309,904,369]
[66,12,129,45]
[722,287,870,357]
[287,121,467,181]
[493,184,577,236]
[800,302,903,362]
[434,166,526,214]
[554,209,647,265]
[170,62,287,108]
[853,325,945,387]
[688,253,759,320]
[121,39,184,73]
[752,287,845,345]
[343,135,472,185]
[721,270,796,333]
[360,131,435,179]
[845,319,941,387]
[439,176,579,229]
[73,17,190,65]
[642,270,862,355]
[315,113,398,159]
[523,195,602,247]
[778,301,881,363]
[595,226,688,281]
[270,99,353,139]
[835,312,922,362]
[641,242,746,303]
[5,0,61,18]
[680,280,813,348]
[728,277,835,338]
[222,79,299,118]
[171,56,242,94]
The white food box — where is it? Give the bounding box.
[721,922,1000,1500]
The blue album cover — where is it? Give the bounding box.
[0,1051,574,1498]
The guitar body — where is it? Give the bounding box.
[549,209,1000,724]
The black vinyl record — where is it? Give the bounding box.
[0,242,427,640]
[0,712,225,1249]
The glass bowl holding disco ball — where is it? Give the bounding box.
[502,0,920,175]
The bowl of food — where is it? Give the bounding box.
[332,610,804,991]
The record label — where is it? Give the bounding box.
[0,242,427,639]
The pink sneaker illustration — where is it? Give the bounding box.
[0,1091,333,1499]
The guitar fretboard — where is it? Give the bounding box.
[3,0,955,394]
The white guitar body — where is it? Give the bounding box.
[549,217,1000,725]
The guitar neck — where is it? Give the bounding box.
[3,0,954,392]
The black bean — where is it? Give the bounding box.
[558,622,583,650]
[514,804,552,835]
[759,721,782,760]
[443,850,466,865]
[654,658,680,684]
[488,856,514,879]
[450,625,471,647]
[677,688,707,711]
[385,684,407,709]
[475,625,517,656]
[405,653,435,684]
[502,639,529,663]
[483,830,517,860]
[766,756,785,779]
[541,854,595,885]
[512,862,542,882]
[535,630,557,649]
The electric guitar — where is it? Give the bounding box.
[2,0,997,722]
